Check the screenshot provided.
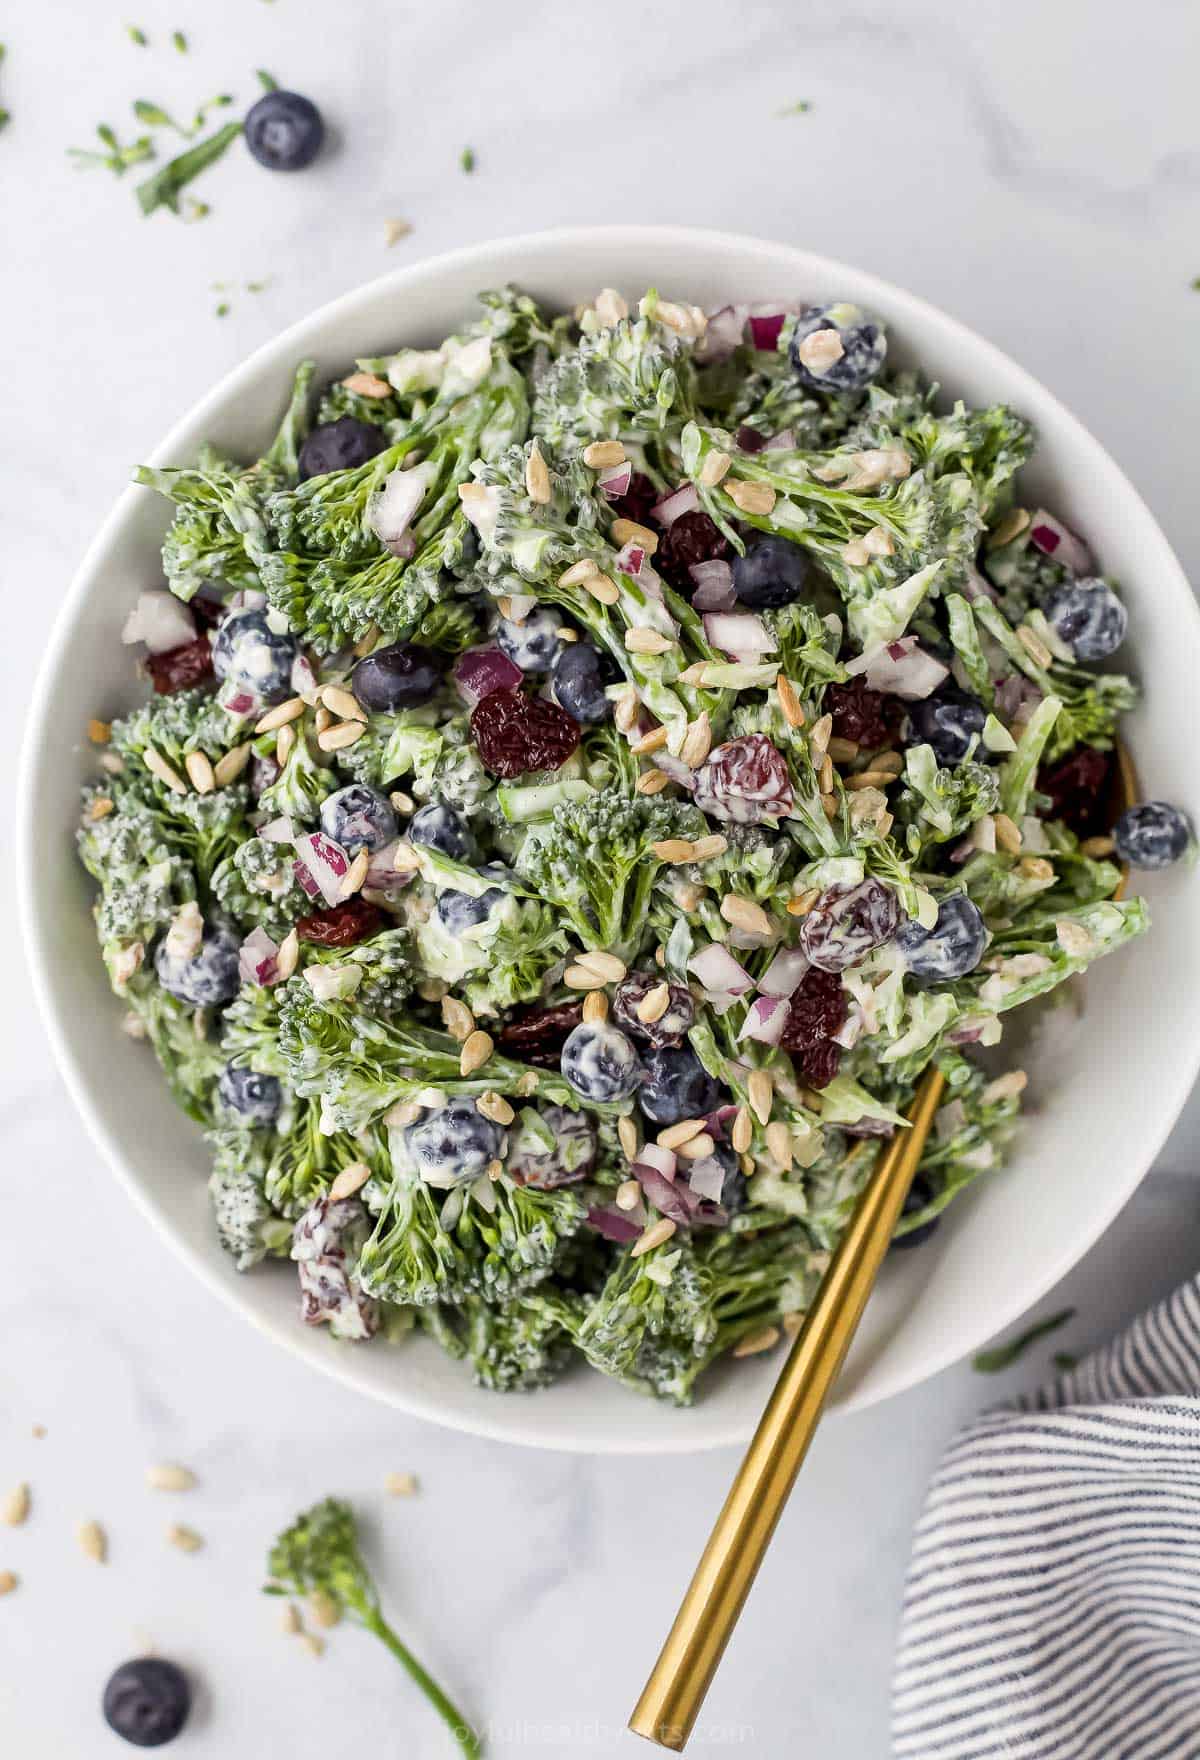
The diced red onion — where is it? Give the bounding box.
[390,532,418,561]
[228,588,268,612]
[586,1205,642,1244]
[748,310,786,351]
[963,565,1000,605]
[121,590,197,655]
[738,994,790,1045]
[219,686,257,717]
[844,637,948,700]
[688,943,753,997]
[652,483,700,529]
[453,646,523,707]
[705,991,743,1017]
[704,1102,739,1140]
[947,1021,985,1045]
[694,304,747,364]
[614,542,645,579]
[293,831,351,907]
[758,947,809,998]
[597,463,632,499]
[291,653,320,702]
[689,559,737,611]
[1029,510,1092,575]
[259,815,294,844]
[687,1158,727,1204]
[238,926,279,987]
[764,428,796,451]
[703,611,777,658]
[365,840,415,892]
[634,1164,700,1226]
[638,1142,678,1181]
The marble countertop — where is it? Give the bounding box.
[4,1,1200,1753]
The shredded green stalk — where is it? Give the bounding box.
[973,1308,1075,1372]
[135,119,242,216]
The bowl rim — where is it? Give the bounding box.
[20,223,1200,1454]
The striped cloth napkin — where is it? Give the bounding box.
[893,1276,1200,1759]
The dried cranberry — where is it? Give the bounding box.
[296,897,382,948]
[1038,745,1114,836]
[656,510,730,590]
[497,1003,583,1068]
[693,732,794,824]
[147,637,215,695]
[612,972,695,1048]
[470,687,581,779]
[609,470,659,529]
[780,969,847,1090]
[824,676,904,749]
[735,425,768,454]
[800,879,900,972]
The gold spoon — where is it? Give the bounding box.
[629,744,1136,1751]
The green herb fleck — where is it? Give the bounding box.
[1192,276,1200,292]
[134,119,242,217]
[127,24,148,46]
[245,279,269,294]
[133,99,176,129]
[0,110,9,135]
[459,146,476,174]
[973,1308,1075,1373]
[215,302,231,318]
[172,30,188,52]
[184,198,211,221]
[1052,1351,1078,1373]
[776,99,812,117]
[256,69,279,92]
[69,123,156,174]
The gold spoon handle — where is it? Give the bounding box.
[628,1067,945,1751]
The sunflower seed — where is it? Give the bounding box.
[720,893,773,937]
[582,990,609,1023]
[476,1091,515,1125]
[631,1218,677,1258]
[625,627,674,656]
[166,1524,203,1554]
[441,996,476,1042]
[329,1161,372,1200]
[732,1325,781,1359]
[143,748,187,795]
[582,439,626,468]
[617,1116,640,1160]
[585,572,620,606]
[575,950,626,982]
[699,449,731,488]
[747,1069,774,1125]
[318,721,365,752]
[559,557,600,587]
[255,697,305,734]
[525,440,551,505]
[2,1485,29,1526]
[732,1106,753,1153]
[213,743,251,786]
[635,982,671,1024]
[320,685,365,722]
[77,1520,107,1563]
[726,479,776,516]
[611,518,658,555]
[459,1030,494,1077]
[145,1464,195,1493]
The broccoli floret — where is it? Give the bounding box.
[212,834,309,935]
[278,985,578,1133]
[512,794,707,962]
[256,724,336,824]
[79,794,198,950]
[703,822,800,904]
[106,692,253,884]
[334,707,444,796]
[356,1168,584,1308]
[218,979,291,1077]
[134,438,277,602]
[432,1290,576,1392]
[845,387,1034,518]
[409,596,484,654]
[208,1134,292,1268]
[264,1499,480,1759]
[122,972,226,1124]
[571,1236,717,1396]
[460,901,570,1016]
[531,302,698,449]
[896,745,1001,857]
[893,1053,1024,1239]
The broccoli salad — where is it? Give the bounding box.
[79,284,1193,1405]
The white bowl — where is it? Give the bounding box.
[20,226,1200,1454]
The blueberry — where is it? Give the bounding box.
[103,1657,190,1748]
[892,1177,940,1250]
[895,893,988,982]
[320,784,398,855]
[298,417,387,481]
[244,89,325,172]
[905,687,988,767]
[1113,801,1192,871]
[408,800,476,862]
[496,606,563,673]
[404,1097,503,1186]
[551,642,610,724]
[155,923,240,1008]
[638,1044,720,1126]
[212,608,298,705]
[218,1063,282,1127]
[435,885,505,932]
[351,642,440,712]
[789,303,887,393]
[1042,577,1128,662]
[731,536,811,609]
[560,1021,642,1104]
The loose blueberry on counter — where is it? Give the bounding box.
[789,302,887,393]
[1113,801,1192,870]
[895,893,988,982]
[217,1063,282,1127]
[560,1021,643,1104]
[891,1178,940,1251]
[435,885,505,932]
[298,417,387,481]
[637,1043,721,1126]
[408,800,476,862]
[244,89,325,172]
[1042,578,1128,662]
[905,686,989,767]
[551,642,610,724]
[102,1657,191,1748]
[155,923,240,1008]
[319,784,398,855]
[212,608,298,705]
[731,535,811,609]
[350,641,440,712]
[405,1098,503,1186]
[496,606,564,673]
